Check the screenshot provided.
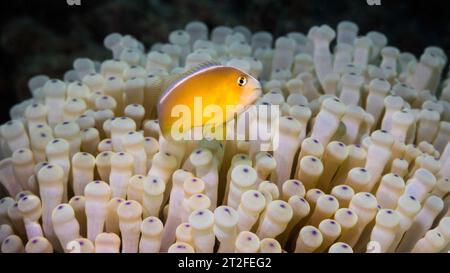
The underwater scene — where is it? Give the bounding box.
[0,0,449,254]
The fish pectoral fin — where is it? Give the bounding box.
[202,122,227,141]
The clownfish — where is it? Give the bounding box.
[157,61,262,140]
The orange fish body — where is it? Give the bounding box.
[158,62,262,140]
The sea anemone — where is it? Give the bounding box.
[0,20,449,253]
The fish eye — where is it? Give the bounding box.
[237,75,247,87]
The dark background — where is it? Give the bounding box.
[1,0,449,123]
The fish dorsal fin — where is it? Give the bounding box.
[159,61,223,101]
